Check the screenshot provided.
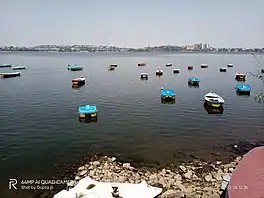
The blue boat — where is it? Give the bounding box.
[78,105,97,118]
[68,64,83,71]
[236,83,251,94]
[12,65,26,70]
[161,88,176,100]
[188,77,200,85]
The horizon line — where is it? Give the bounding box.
[1,44,264,49]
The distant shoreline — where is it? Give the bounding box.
[0,51,264,55]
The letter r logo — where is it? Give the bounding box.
[9,179,17,190]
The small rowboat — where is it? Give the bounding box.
[12,65,26,70]
[0,64,11,68]
[68,65,83,71]
[140,73,148,79]
[188,66,193,70]
[166,63,172,67]
[173,69,180,73]
[156,68,163,75]
[188,77,200,85]
[0,72,21,78]
[201,64,208,68]
[138,63,146,66]
[72,77,85,85]
[204,92,225,108]
[235,73,246,80]
[78,105,97,119]
[219,68,227,72]
[227,64,234,67]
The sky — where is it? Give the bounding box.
[1,0,264,48]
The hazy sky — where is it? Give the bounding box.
[1,0,264,48]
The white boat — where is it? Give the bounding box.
[204,92,225,108]
[166,63,172,67]
[227,64,233,67]
[156,67,163,75]
[53,176,162,198]
[140,73,148,79]
[235,72,246,80]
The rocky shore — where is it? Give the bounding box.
[62,155,243,198]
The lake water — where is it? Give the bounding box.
[0,52,264,188]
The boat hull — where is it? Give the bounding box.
[68,68,83,71]
[205,101,223,108]
[12,66,26,70]
[203,102,224,114]
[220,68,227,72]
[161,96,175,101]
[236,89,250,95]
[0,72,21,78]
[188,66,193,70]
[156,71,163,75]
[173,69,180,73]
[0,64,11,68]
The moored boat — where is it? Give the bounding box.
[261,69,264,73]
[53,176,162,198]
[78,105,97,119]
[140,73,148,79]
[235,73,246,80]
[166,63,172,67]
[0,64,11,68]
[204,92,225,108]
[188,77,200,85]
[188,66,193,70]
[72,76,85,86]
[173,69,180,73]
[225,146,264,198]
[227,64,234,67]
[156,67,163,75]
[110,64,118,67]
[108,65,115,71]
[0,72,21,78]
[161,88,176,100]
[12,65,26,70]
[201,64,208,68]
[219,68,227,72]
[68,64,83,71]
[235,83,251,95]
[138,63,146,66]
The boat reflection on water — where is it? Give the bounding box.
[188,83,199,88]
[203,102,224,114]
[79,117,98,123]
[161,99,176,104]
[72,84,85,89]
[236,89,250,96]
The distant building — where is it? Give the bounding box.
[203,44,208,50]
[185,45,195,50]
[194,43,203,51]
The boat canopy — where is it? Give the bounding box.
[161,89,176,97]
[78,105,97,114]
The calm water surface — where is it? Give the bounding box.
[0,52,263,183]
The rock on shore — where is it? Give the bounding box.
[63,155,243,198]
